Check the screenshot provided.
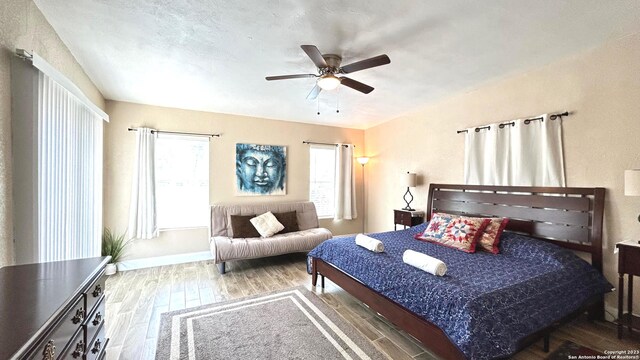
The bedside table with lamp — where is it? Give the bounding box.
[617,169,640,338]
[394,172,425,230]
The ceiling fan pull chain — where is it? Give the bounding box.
[336,87,340,114]
[317,96,320,115]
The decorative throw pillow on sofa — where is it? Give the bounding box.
[415,213,491,253]
[229,214,261,238]
[477,217,509,254]
[273,211,299,234]
[250,211,285,237]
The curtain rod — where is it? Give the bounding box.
[302,140,354,148]
[456,111,570,134]
[128,128,221,138]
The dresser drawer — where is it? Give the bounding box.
[84,296,105,346]
[85,276,106,313]
[32,295,84,359]
[85,325,108,360]
[58,328,84,359]
[619,245,640,276]
[394,210,410,224]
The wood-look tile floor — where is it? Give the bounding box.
[105,254,638,360]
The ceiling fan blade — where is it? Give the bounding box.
[340,54,390,74]
[306,84,322,100]
[301,45,328,68]
[340,77,374,94]
[265,74,316,81]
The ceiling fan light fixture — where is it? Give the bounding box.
[317,74,341,91]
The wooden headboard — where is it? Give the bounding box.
[426,184,606,273]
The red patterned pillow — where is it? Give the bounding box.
[420,213,455,240]
[415,214,490,253]
[477,217,509,254]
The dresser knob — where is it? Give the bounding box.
[71,308,85,324]
[42,340,55,360]
[92,284,102,297]
[71,340,84,358]
[91,339,102,354]
[92,312,102,326]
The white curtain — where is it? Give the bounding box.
[38,71,103,262]
[334,144,357,220]
[464,114,566,186]
[128,128,159,239]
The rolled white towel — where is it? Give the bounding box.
[355,234,385,253]
[402,250,447,276]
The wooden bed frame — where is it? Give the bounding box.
[310,183,606,360]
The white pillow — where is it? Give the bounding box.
[250,211,285,237]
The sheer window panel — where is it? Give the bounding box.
[155,134,210,229]
[309,145,337,218]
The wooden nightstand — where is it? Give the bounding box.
[394,209,425,230]
[616,241,640,339]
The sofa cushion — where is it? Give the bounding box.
[274,211,299,234]
[229,215,261,238]
[211,202,320,238]
[210,228,332,263]
[250,211,285,237]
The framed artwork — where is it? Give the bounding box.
[235,143,287,196]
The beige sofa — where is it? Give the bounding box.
[209,201,332,274]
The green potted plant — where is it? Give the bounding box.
[102,228,130,275]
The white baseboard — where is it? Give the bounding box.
[117,251,213,271]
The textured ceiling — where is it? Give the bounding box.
[34,0,640,129]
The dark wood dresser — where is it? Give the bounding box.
[0,256,111,359]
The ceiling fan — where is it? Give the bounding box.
[265,45,390,100]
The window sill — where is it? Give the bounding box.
[317,216,335,220]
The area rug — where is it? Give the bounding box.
[546,340,603,359]
[155,287,387,360]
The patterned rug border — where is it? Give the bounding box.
[155,286,388,360]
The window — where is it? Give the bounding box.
[309,145,336,218]
[13,66,106,263]
[155,134,209,229]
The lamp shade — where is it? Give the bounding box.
[357,156,369,165]
[317,74,341,90]
[403,172,417,187]
[625,169,640,196]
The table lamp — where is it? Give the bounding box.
[402,172,417,211]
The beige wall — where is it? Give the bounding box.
[104,101,365,261]
[365,33,640,313]
[0,0,105,267]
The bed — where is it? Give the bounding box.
[308,184,612,359]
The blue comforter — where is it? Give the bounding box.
[307,224,612,359]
